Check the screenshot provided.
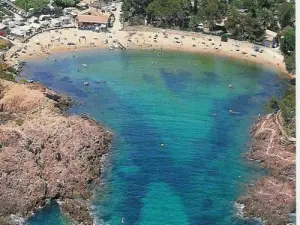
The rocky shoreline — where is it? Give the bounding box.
[238,114,295,225]
[0,80,112,224]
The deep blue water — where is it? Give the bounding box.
[21,50,284,225]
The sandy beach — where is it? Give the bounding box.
[5,27,291,77]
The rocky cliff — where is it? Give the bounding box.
[238,114,295,225]
[0,80,112,224]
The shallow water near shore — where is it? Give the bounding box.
[21,50,284,225]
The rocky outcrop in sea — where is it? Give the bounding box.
[238,114,295,225]
[0,80,112,224]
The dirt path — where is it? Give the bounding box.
[255,114,295,163]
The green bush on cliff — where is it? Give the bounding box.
[265,86,295,136]
[19,79,29,84]
[280,28,295,74]
[0,39,11,50]
[266,87,295,136]
[0,72,15,82]
[0,73,15,82]
[265,96,279,113]
[15,118,24,126]
[279,87,295,126]
[0,64,16,82]
[284,53,296,74]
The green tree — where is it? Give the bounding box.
[257,8,274,29]
[226,5,266,42]
[278,2,295,28]
[189,14,199,29]
[15,0,49,11]
[192,0,227,30]
[284,53,295,74]
[242,14,265,42]
[193,0,199,14]
[0,64,16,82]
[258,0,274,9]
[279,87,295,135]
[54,0,79,7]
[146,0,168,25]
[280,28,295,55]
[122,0,152,20]
[230,0,244,9]
[225,6,242,39]
[279,28,295,75]
[265,96,280,113]
[147,0,190,28]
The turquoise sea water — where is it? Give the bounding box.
[21,50,285,225]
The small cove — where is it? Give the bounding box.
[22,50,285,225]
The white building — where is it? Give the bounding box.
[0,23,7,31]
[10,28,25,37]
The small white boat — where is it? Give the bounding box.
[82,64,87,67]
[109,46,114,50]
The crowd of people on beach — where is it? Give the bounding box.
[4,24,287,78]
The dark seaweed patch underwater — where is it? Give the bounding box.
[22,50,283,225]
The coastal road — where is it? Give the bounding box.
[109,2,123,34]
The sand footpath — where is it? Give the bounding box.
[5,27,292,78]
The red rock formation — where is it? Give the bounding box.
[238,114,295,225]
[0,80,112,224]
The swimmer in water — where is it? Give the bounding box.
[252,113,261,118]
[229,109,240,114]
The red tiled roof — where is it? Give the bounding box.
[77,14,109,24]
